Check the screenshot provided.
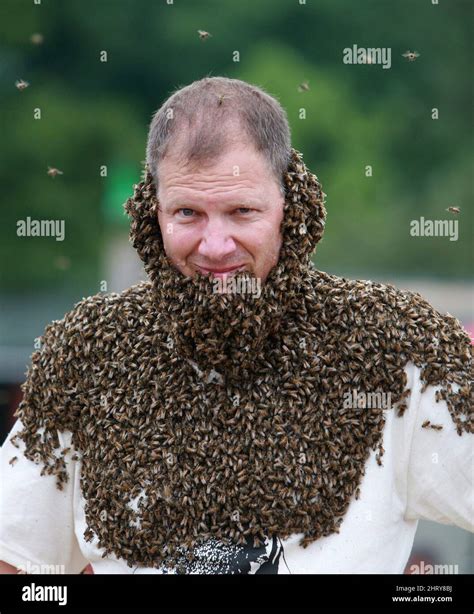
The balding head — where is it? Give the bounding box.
[146,77,291,193]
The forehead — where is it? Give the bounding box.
[157,143,278,204]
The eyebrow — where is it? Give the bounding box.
[163,197,265,212]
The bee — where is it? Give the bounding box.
[54,256,71,271]
[217,94,228,106]
[297,80,310,92]
[197,30,212,41]
[402,51,420,62]
[421,420,430,428]
[9,456,18,466]
[47,166,63,178]
[446,206,460,215]
[15,79,30,91]
[430,423,443,431]
[30,33,44,45]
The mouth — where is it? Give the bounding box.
[195,265,246,279]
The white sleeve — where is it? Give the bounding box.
[0,418,89,574]
[404,368,473,531]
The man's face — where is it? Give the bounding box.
[156,142,284,282]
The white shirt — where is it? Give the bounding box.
[0,362,472,574]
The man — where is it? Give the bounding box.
[0,77,472,574]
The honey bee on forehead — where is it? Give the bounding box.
[197,30,211,40]
[297,80,310,92]
[47,166,63,178]
[402,50,420,61]
[446,206,460,215]
[15,79,29,91]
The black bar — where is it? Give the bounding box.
[0,573,471,611]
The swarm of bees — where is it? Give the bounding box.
[402,51,420,62]
[15,79,29,91]
[11,149,472,572]
[197,30,212,41]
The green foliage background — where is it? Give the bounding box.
[0,0,472,294]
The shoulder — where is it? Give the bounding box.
[28,280,155,374]
[62,280,153,327]
[307,268,465,329]
[307,268,471,426]
[17,281,155,427]
[40,281,154,341]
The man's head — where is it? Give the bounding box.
[145,77,291,282]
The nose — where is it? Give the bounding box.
[197,217,237,262]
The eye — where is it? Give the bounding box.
[235,207,253,214]
[177,208,195,217]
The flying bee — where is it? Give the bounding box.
[198,30,212,40]
[9,456,18,466]
[430,423,443,431]
[297,80,310,92]
[30,33,44,45]
[54,256,71,270]
[402,51,420,62]
[47,166,63,178]
[15,79,30,91]
[446,206,460,215]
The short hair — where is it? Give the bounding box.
[146,77,291,191]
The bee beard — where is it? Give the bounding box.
[150,250,302,382]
